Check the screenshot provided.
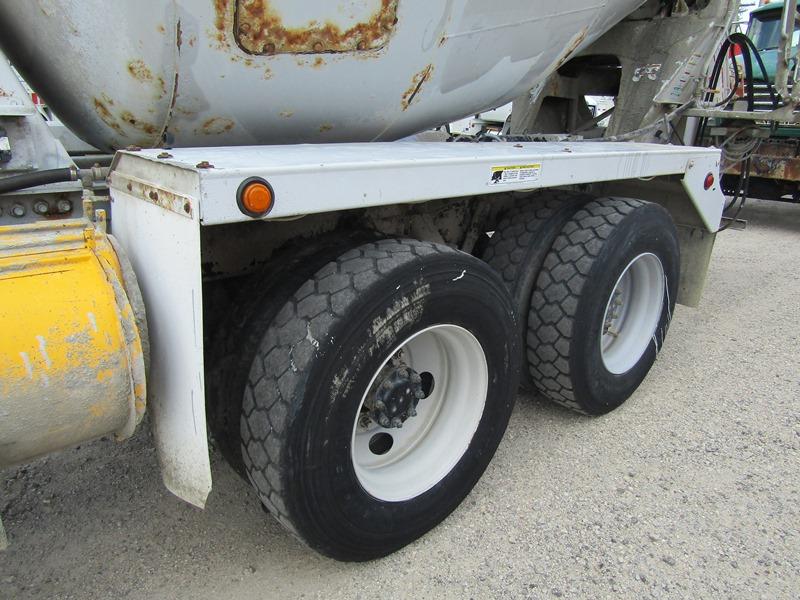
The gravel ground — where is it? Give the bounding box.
[1,199,799,600]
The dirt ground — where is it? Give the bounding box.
[1,199,799,599]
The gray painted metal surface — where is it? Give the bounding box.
[0,0,645,151]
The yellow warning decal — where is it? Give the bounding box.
[489,163,542,186]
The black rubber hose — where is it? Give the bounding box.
[696,33,758,144]
[0,167,76,194]
[740,33,779,108]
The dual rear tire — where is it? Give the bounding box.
[211,239,519,560]
[483,194,679,414]
[209,194,680,561]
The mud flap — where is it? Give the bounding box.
[109,170,212,508]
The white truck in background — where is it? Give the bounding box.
[0,0,734,560]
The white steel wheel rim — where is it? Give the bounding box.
[351,324,489,502]
[600,252,665,375]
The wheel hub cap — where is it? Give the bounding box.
[368,366,425,429]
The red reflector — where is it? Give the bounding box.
[703,173,715,190]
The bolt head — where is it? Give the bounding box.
[56,199,72,213]
[33,200,49,215]
[11,204,25,217]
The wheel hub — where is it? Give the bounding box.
[603,285,626,338]
[600,252,665,375]
[368,365,425,429]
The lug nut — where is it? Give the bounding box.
[11,204,26,217]
[56,199,72,214]
[33,200,49,215]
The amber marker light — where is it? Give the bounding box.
[237,177,275,218]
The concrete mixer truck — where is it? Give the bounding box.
[0,0,732,560]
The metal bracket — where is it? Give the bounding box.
[108,172,194,219]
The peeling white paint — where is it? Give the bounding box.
[36,335,52,369]
[87,312,98,333]
[20,352,33,379]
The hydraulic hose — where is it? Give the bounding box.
[0,167,77,194]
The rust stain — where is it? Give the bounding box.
[176,106,195,117]
[319,123,333,133]
[213,0,233,48]
[157,24,166,34]
[93,95,124,135]
[401,64,434,111]
[120,111,158,136]
[127,60,153,82]
[0,88,12,97]
[93,93,159,140]
[129,59,167,98]
[263,67,273,79]
[157,76,168,98]
[556,27,588,69]
[177,19,183,50]
[231,0,398,55]
[197,117,236,135]
[726,141,800,182]
[117,175,194,217]
[312,57,325,69]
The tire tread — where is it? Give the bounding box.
[241,239,456,541]
[526,198,643,413]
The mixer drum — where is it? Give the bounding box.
[0,0,644,151]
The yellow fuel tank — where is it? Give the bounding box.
[0,206,147,466]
